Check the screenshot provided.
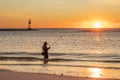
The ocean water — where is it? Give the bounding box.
[0,28,120,79]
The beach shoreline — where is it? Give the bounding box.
[0,69,119,80]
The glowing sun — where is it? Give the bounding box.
[93,22,102,28]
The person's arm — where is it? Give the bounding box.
[47,47,50,49]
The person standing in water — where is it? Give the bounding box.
[42,42,50,60]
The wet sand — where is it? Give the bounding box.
[0,69,119,80]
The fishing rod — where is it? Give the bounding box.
[42,29,81,48]
[40,31,66,49]
[47,29,69,47]
[49,29,80,47]
[49,34,64,47]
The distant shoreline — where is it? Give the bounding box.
[0,29,36,31]
[0,28,119,32]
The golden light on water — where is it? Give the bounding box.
[89,68,103,78]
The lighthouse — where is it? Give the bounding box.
[28,19,32,30]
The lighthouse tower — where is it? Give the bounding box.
[28,19,32,30]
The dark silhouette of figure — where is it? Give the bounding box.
[42,42,50,60]
[44,60,48,64]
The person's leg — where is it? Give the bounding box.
[46,54,48,59]
[44,53,48,60]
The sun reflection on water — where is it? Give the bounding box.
[94,32,100,42]
[89,68,103,78]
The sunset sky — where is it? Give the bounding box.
[0,0,120,28]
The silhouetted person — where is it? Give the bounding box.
[44,60,48,64]
[42,42,50,60]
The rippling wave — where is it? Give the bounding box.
[0,52,119,63]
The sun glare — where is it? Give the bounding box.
[93,22,102,28]
[89,68,102,78]
[79,20,111,28]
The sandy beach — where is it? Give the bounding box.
[0,69,119,80]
